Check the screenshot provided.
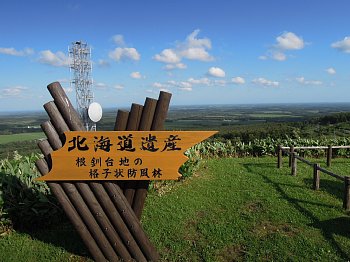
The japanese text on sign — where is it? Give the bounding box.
[36,131,217,181]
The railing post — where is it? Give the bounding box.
[291,152,297,176]
[313,163,320,190]
[343,176,350,210]
[327,145,332,167]
[277,145,282,168]
[289,145,294,167]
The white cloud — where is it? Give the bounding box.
[296,77,305,83]
[331,37,350,53]
[153,29,213,68]
[296,77,322,85]
[95,82,108,88]
[271,51,287,61]
[63,87,74,93]
[207,67,225,77]
[260,31,305,61]
[275,32,305,50]
[178,30,213,61]
[188,77,211,85]
[108,35,140,62]
[252,77,279,87]
[57,78,70,84]
[186,29,211,49]
[179,47,213,61]
[97,59,110,67]
[113,84,124,90]
[154,49,180,63]
[152,82,168,89]
[232,76,245,84]
[214,79,227,86]
[326,67,336,75]
[38,50,71,67]
[109,47,140,61]
[164,63,187,70]
[179,86,192,91]
[177,81,192,89]
[0,86,28,97]
[112,34,125,46]
[258,55,267,60]
[0,47,34,56]
[130,71,142,79]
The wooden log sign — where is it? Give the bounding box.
[37,130,216,181]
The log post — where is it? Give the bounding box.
[277,145,282,169]
[39,82,158,261]
[289,145,294,167]
[313,163,320,190]
[35,160,106,262]
[327,145,332,167]
[343,176,350,210]
[291,152,297,176]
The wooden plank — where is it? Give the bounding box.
[132,98,158,220]
[139,98,158,131]
[294,155,314,166]
[89,182,147,262]
[313,163,320,190]
[114,110,129,131]
[43,101,70,136]
[132,92,172,220]
[37,131,214,181]
[38,137,121,261]
[291,152,297,176]
[35,159,106,262]
[327,145,332,167]
[74,182,132,260]
[42,82,159,261]
[37,139,52,166]
[318,166,345,181]
[113,110,130,190]
[343,177,350,210]
[289,145,294,167]
[281,146,350,150]
[277,145,282,168]
[42,83,130,260]
[40,121,62,150]
[333,146,350,149]
[151,91,172,131]
[47,82,85,131]
[62,182,121,261]
[282,146,329,150]
[103,182,160,261]
[124,104,144,205]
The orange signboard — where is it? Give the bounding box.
[37,131,217,181]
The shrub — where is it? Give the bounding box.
[0,152,63,230]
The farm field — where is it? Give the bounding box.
[0,132,44,145]
[1,157,350,261]
[1,102,350,157]
[1,102,350,134]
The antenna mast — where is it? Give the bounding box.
[69,41,96,131]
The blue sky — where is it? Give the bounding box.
[0,0,349,111]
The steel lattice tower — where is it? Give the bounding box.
[69,41,96,131]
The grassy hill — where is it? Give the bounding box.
[1,156,350,261]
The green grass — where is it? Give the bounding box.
[248,113,299,118]
[1,157,350,261]
[142,157,350,261]
[0,224,92,262]
[0,132,44,144]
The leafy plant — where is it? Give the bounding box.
[0,152,63,229]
